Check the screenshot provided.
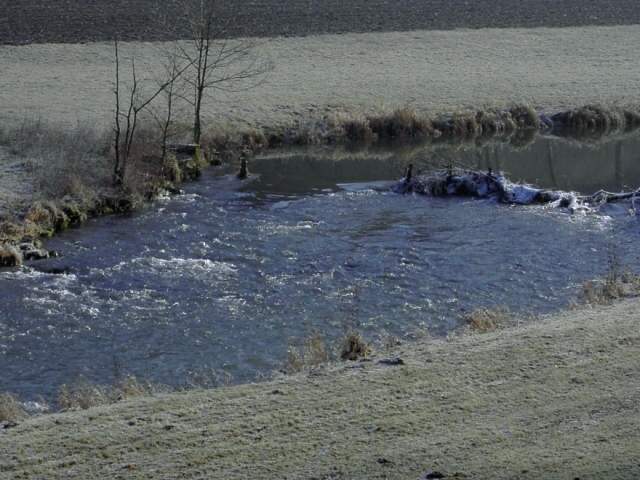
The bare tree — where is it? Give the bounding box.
[112,39,192,186]
[177,0,273,144]
[146,47,186,163]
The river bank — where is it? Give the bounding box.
[1,298,638,479]
[1,25,640,253]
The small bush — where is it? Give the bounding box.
[463,307,511,333]
[113,375,158,400]
[0,393,27,422]
[339,331,371,361]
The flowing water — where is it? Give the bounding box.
[2,134,640,401]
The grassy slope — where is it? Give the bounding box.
[2,299,639,479]
[2,26,640,131]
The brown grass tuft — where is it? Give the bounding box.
[339,331,371,361]
[333,113,376,142]
[463,307,511,333]
[368,108,433,140]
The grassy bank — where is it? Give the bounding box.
[1,298,638,479]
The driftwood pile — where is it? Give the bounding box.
[394,165,640,215]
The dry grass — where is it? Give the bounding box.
[463,307,512,333]
[2,119,111,200]
[0,393,27,423]
[57,376,159,411]
[552,105,640,138]
[508,104,540,130]
[285,331,331,373]
[368,108,433,140]
[578,252,640,306]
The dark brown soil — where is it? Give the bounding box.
[1,0,639,45]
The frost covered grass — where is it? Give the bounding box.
[2,299,639,479]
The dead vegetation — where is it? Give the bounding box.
[285,331,331,373]
[57,375,160,411]
[463,306,512,333]
[285,329,372,373]
[579,254,640,306]
[552,104,640,139]
[339,330,372,360]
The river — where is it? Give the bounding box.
[1,134,640,401]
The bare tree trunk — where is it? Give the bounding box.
[113,39,123,186]
[193,85,204,144]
